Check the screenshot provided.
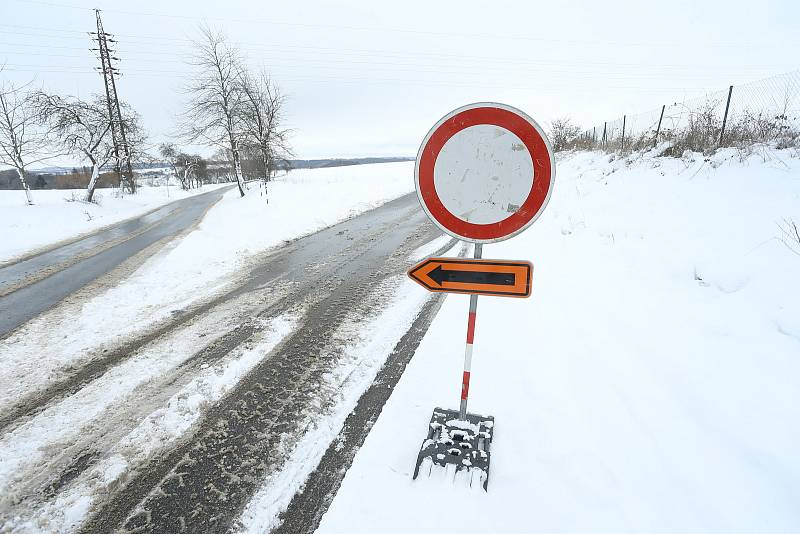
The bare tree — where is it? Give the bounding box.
[180,26,246,197]
[33,92,142,202]
[549,117,582,152]
[159,143,201,190]
[0,77,47,205]
[239,70,291,182]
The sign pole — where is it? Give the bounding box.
[459,243,482,419]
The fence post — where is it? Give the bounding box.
[602,122,607,150]
[653,104,665,148]
[621,115,627,151]
[719,85,734,145]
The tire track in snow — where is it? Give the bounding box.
[78,206,440,533]
[1,224,397,522]
[0,196,412,435]
[0,194,445,533]
[250,239,462,534]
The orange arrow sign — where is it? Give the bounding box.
[408,258,532,297]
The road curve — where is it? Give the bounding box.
[0,186,233,338]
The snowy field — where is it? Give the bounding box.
[0,183,229,264]
[316,148,800,533]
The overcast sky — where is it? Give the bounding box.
[2,0,798,162]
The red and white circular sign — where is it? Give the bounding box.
[414,102,555,243]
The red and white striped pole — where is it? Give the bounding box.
[459,243,482,419]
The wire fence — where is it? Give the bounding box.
[574,69,800,154]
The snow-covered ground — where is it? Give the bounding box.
[316,147,800,534]
[5,151,800,533]
[236,262,456,533]
[0,183,229,264]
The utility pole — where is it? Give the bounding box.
[719,85,734,146]
[654,104,665,149]
[91,9,135,194]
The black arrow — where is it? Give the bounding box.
[429,265,516,286]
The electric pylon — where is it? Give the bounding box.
[91,9,136,193]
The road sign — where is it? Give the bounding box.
[410,103,555,490]
[414,102,555,244]
[408,257,532,298]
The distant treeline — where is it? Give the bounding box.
[0,167,119,190]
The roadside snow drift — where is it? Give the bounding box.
[316,148,800,534]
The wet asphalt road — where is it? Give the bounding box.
[0,186,232,338]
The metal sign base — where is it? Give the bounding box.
[412,408,495,491]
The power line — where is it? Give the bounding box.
[0,37,785,76]
[0,67,718,93]
[0,61,753,88]
[0,23,789,76]
[5,0,793,49]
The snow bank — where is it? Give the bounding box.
[316,148,800,534]
[0,184,228,264]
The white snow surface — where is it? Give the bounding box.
[409,234,455,261]
[0,184,229,264]
[316,148,800,534]
[236,240,460,533]
[6,313,298,533]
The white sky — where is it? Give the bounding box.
[1,0,798,161]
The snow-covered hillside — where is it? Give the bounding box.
[316,148,800,534]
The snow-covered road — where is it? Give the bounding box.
[1,163,452,533]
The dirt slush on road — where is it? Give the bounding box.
[0,191,454,533]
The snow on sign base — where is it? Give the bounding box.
[415,102,555,243]
[412,408,494,491]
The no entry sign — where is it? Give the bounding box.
[415,102,555,243]
[410,103,555,490]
